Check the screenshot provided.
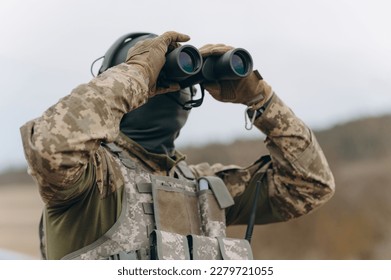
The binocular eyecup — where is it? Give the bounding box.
[161,45,253,89]
[162,45,203,80]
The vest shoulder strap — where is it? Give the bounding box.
[176,160,195,180]
[103,142,136,169]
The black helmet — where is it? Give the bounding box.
[93,32,199,155]
[97,32,158,75]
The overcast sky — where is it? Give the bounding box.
[0,0,390,171]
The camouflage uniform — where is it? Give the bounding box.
[20,62,335,260]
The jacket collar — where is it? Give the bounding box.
[115,132,186,172]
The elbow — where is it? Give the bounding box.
[291,133,336,215]
[20,121,44,170]
[268,130,336,221]
[20,120,85,187]
[269,169,336,222]
[298,164,337,218]
[308,174,336,213]
[304,148,336,213]
[21,121,58,172]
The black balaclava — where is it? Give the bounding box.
[120,88,192,156]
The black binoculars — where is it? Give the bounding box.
[161,45,253,88]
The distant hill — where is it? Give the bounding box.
[1,114,391,259]
[316,115,391,163]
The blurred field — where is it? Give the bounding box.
[0,183,43,259]
[1,114,391,259]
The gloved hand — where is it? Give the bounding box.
[199,44,273,109]
[125,31,190,96]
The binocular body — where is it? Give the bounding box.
[162,45,253,88]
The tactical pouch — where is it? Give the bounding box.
[150,230,190,260]
[151,175,202,235]
[217,237,253,260]
[188,235,253,260]
[151,175,235,237]
[188,235,222,260]
[197,176,235,237]
[150,174,253,260]
[198,189,226,237]
[150,232,253,260]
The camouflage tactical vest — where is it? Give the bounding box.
[58,143,253,260]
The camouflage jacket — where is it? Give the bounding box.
[20,63,335,259]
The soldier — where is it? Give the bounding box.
[20,31,335,260]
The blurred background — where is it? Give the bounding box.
[1,0,390,259]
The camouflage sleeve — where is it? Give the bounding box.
[20,63,150,205]
[190,93,335,225]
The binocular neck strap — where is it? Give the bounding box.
[165,86,205,111]
[182,86,205,110]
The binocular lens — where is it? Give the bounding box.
[179,51,195,73]
[162,45,202,80]
[231,54,246,75]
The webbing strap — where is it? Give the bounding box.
[245,155,271,243]
[104,142,136,169]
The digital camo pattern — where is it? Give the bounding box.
[218,237,253,260]
[191,235,222,260]
[20,63,150,205]
[198,191,226,237]
[156,230,190,260]
[203,220,226,238]
[64,154,155,260]
[256,94,335,220]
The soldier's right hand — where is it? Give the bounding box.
[125,31,190,96]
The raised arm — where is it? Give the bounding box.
[190,44,335,225]
[20,32,190,205]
